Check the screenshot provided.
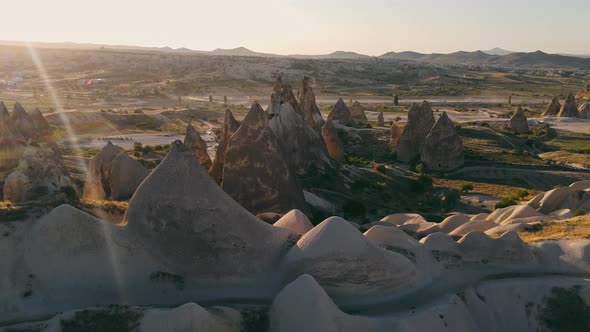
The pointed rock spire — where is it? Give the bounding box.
[83,141,125,200]
[184,123,212,170]
[543,96,561,116]
[210,109,240,184]
[297,76,324,131]
[222,103,307,214]
[30,108,51,134]
[327,98,352,126]
[321,119,344,161]
[350,101,368,124]
[377,111,385,126]
[509,107,529,134]
[558,93,580,118]
[390,121,401,148]
[0,101,9,126]
[578,102,590,119]
[272,75,299,112]
[420,111,464,171]
[397,101,435,162]
[11,102,34,137]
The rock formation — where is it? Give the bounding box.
[350,101,368,124]
[543,96,561,116]
[420,111,463,171]
[0,123,26,170]
[267,80,331,175]
[140,303,240,332]
[270,75,299,113]
[184,123,212,170]
[222,103,307,214]
[274,209,314,234]
[125,139,296,278]
[558,93,580,118]
[11,102,34,137]
[397,101,435,163]
[30,108,52,135]
[377,111,385,126]
[3,143,75,202]
[578,102,590,119]
[321,119,344,161]
[109,153,150,200]
[390,121,401,148]
[327,98,352,126]
[297,76,324,131]
[508,107,529,134]
[209,109,240,184]
[0,101,10,126]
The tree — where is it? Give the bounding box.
[223,95,228,105]
[508,95,512,106]
[177,95,182,106]
[209,95,213,103]
[394,95,399,106]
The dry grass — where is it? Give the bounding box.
[518,215,590,242]
[78,199,128,225]
[433,178,539,199]
[539,151,590,169]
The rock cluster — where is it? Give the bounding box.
[321,119,344,161]
[209,109,240,184]
[83,141,149,200]
[184,123,212,170]
[390,121,401,148]
[508,107,529,134]
[350,101,368,124]
[543,96,561,116]
[297,76,324,131]
[327,98,352,126]
[578,102,590,119]
[3,143,75,202]
[377,111,385,126]
[558,93,580,118]
[397,101,435,162]
[222,103,307,214]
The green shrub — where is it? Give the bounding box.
[374,163,386,172]
[495,197,517,209]
[573,209,587,217]
[461,183,474,192]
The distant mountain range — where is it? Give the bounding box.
[1,40,589,69]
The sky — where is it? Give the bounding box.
[2,0,589,56]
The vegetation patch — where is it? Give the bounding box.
[60,305,142,332]
[538,286,590,332]
[149,271,185,290]
[240,308,269,332]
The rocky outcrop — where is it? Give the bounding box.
[0,124,26,170]
[321,119,344,161]
[210,109,240,184]
[11,102,34,137]
[125,139,296,279]
[268,83,330,175]
[270,75,299,113]
[578,102,590,119]
[377,111,385,126]
[350,101,368,124]
[184,123,212,170]
[3,143,75,202]
[82,141,142,200]
[557,93,580,118]
[420,111,463,171]
[543,96,561,116]
[222,103,307,214]
[297,76,324,131]
[30,108,52,135]
[390,121,401,148]
[140,303,240,332]
[397,101,435,163]
[274,209,313,235]
[327,98,352,126]
[508,107,529,134]
[0,101,9,126]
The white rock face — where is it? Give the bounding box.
[420,232,461,253]
[379,213,428,226]
[140,303,241,332]
[486,204,544,224]
[274,209,313,234]
[457,231,534,263]
[364,225,420,250]
[421,214,470,235]
[285,217,416,297]
[449,219,497,236]
[109,153,150,200]
[83,141,125,200]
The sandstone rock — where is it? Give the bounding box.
[538,186,590,214]
[327,98,352,126]
[420,232,460,253]
[184,123,212,170]
[578,102,590,119]
[390,121,401,148]
[210,109,240,184]
[421,214,470,235]
[257,212,284,224]
[284,216,416,297]
[3,143,75,202]
[377,112,385,126]
[350,101,368,124]
[379,213,428,226]
[420,111,464,171]
[458,231,533,263]
[109,153,150,200]
[30,108,51,136]
[11,102,34,137]
[363,225,420,250]
[297,76,324,131]
[397,101,435,163]
[124,139,297,279]
[0,101,9,126]
[543,96,561,116]
[321,119,344,161]
[449,219,498,236]
[140,303,240,332]
[486,204,544,224]
[271,75,299,112]
[274,209,313,234]
[557,93,580,118]
[82,141,125,200]
[222,103,307,214]
[0,124,26,170]
[508,107,529,134]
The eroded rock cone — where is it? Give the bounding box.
[321,119,344,161]
[272,75,299,112]
[109,153,150,200]
[268,94,330,175]
[30,108,52,137]
[578,103,590,119]
[297,76,324,131]
[83,141,125,200]
[397,101,435,163]
[327,98,352,126]
[390,121,401,148]
[377,112,385,126]
[509,107,529,134]
[543,96,561,117]
[350,101,368,124]
[210,109,240,184]
[11,102,34,137]
[3,143,75,202]
[184,123,212,170]
[222,103,307,214]
[420,111,464,171]
[0,124,26,170]
[558,93,580,118]
[124,139,296,278]
[0,101,9,127]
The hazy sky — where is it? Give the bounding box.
[3,0,589,55]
